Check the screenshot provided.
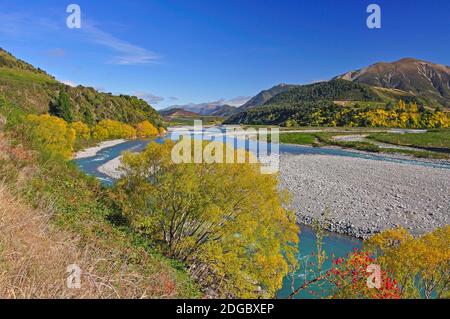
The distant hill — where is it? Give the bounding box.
[238,83,296,111]
[159,107,225,126]
[209,104,237,117]
[159,108,200,118]
[225,80,387,125]
[224,77,447,127]
[0,48,163,127]
[335,58,450,108]
[264,79,382,105]
[226,57,450,126]
[163,103,237,116]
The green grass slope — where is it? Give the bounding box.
[0,48,163,126]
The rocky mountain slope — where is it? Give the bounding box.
[335,58,450,108]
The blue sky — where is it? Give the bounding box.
[0,0,449,109]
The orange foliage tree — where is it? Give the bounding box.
[327,250,402,299]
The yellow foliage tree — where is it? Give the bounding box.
[135,120,158,137]
[26,114,75,159]
[92,125,109,140]
[111,140,299,298]
[70,121,91,140]
[398,100,407,111]
[158,127,167,136]
[427,111,450,128]
[92,120,137,140]
[365,226,450,299]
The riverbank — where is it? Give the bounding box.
[98,155,124,179]
[279,153,450,239]
[74,139,127,159]
[76,137,450,240]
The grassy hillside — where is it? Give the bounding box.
[265,79,382,105]
[0,112,198,298]
[238,83,296,110]
[225,79,449,128]
[0,48,163,127]
[0,51,197,297]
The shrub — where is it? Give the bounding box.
[135,120,159,137]
[26,114,75,159]
[111,140,299,298]
[70,121,91,140]
[92,119,137,140]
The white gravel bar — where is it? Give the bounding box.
[74,139,126,159]
[97,156,124,179]
[279,154,450,238]
[93,148,450,239]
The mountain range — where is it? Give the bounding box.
[161,102,239,117]
[335,58,450,107]
[1,48,448,127]
[169,58,449,124]
[225,58,450,126]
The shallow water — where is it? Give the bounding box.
[277,226,362,299]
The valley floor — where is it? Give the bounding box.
[92,137,450,240]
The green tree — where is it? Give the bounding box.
[49,90,73,122]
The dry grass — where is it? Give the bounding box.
[0,183,178,298]
[0,133,189,299]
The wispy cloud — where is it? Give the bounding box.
[60,79,77,87]
[0,11,160,65]
[133,91,164,104]
[0,12,59,37]
[82,22,160,65]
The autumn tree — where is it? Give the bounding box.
[92,119,137,140]
[111,140,299,298]
[135,120,158,137]
[70,121,91,140]
[288,248,402,299]
[158,127,167,136]
[364,226,450,299]
[327,250,402,299]
[26,114,75,158]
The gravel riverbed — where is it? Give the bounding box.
[279,154,450,239]
[85,143,450,239]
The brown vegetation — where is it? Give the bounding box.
[0,133,193,298]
